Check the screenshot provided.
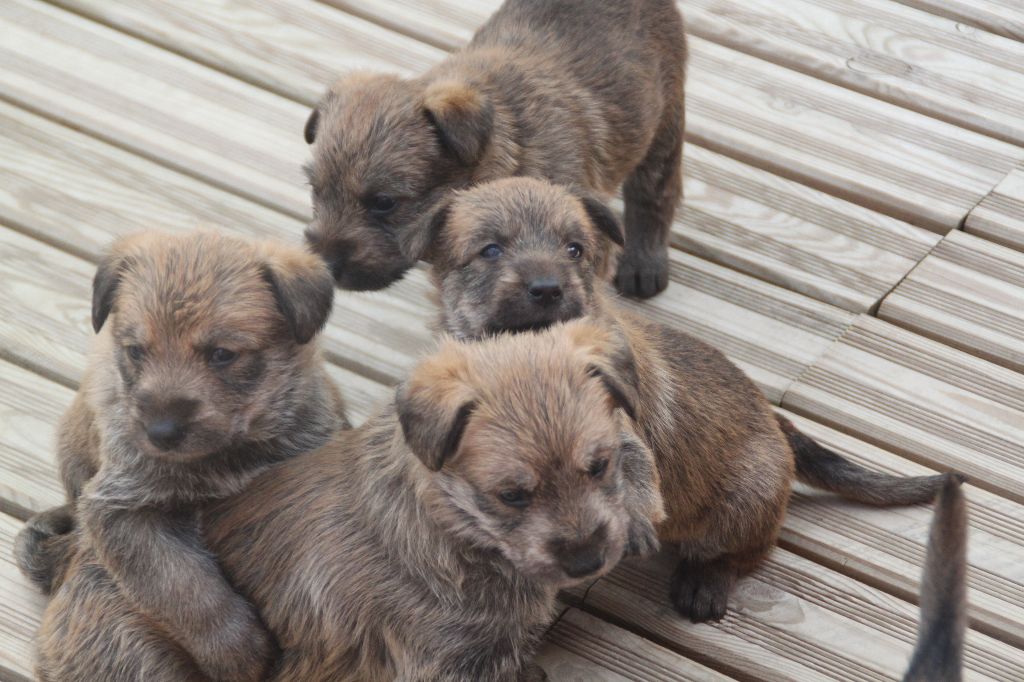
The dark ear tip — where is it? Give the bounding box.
[304,108,320,144]
[580,197,625,247]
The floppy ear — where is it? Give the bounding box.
[92,251,127,333]
[580,196,625,247]
[303,107,320,144]
[564,320,640,421]
[396,345,476,471]
[261,248,335,344]
[588,363,639,422]
[417,196,454,264]
[423,80,493,166]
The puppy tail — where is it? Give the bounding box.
[904,473,968,682]
[776,414,947,506]
[14,504,78,594]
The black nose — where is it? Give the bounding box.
[527,278,562,306]
[560,548,605,578]
[145,418,187,451]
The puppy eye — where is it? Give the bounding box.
[125,345,146,362]
[365,194,397,215]
[498,489,531,508]
[566,242,584,259]
[480,243,503,260]
[209,348,239,367]
[588,458,609,479]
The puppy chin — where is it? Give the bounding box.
[483,300,585,337]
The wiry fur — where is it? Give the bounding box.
[20,230,346,681]
[904,474,968,682]
[303,0,687,299]
[429,178,950,622]
[27,323,664,681]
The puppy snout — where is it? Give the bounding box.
[139,396,199,451]
[550,524,609,578]
[527,278,563,307]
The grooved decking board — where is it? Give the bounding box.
[878,230,1024,373]
[537,608,733,681]
[683,0,1024,147]
[891,0,1024,42]
[317,0,1024,233]
[779,410,1024,648]
[0,513,45,682]
[966,167,1024,252]
[51,0,443,103]
[0,101,852,401]
[783,316,1024,504]
[581,548,1024,682]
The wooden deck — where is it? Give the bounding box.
[1,0,1023,679]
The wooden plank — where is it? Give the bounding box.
[51,0,443,102]
[783,316,1024,504]
[581,548,1024,682]
[678,145,939,313]
[536,608,733,682]
[779,410,1024,648]
[0,513,46,682]
[684,0,1024,146]
[891,0,1024,42]
[879,230,1024,373]
[315,0,1024,232]
[966,166,1024,251]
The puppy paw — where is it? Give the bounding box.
[192,598,276,682]
[669,557,736,623]
[14,504,76,593]
[518,662,549,682]
[624,515,660,559]
[615,247,669,299]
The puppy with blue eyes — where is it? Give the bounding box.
[16,230,346,682]
[427,177,951,623]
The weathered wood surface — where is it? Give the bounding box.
[879,230,1024,373]
[891,0,1024,42]
[684,0,1024,146]
[966,166,1024,252]
[783,316,1024,504]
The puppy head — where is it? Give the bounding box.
[429,177,623,340]
[396,320,653,587]
[92,230,334,462]
[303,73,493,291]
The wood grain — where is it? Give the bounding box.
[684,0,1024,146]
[0,513,46,682]
[783,316,1024,504]
[581,547,1024,681]
[779,410,1024,648]
[965,166,1024,252]
[537,608,733,681]
[879,230,1024,373]
[891,0,1024,42]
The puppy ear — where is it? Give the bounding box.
[396,344,476,471]
[580,196,625,247]
[418,196,454,264]
[587,363,639,422]
[423,80,493,166]
[303,107,320,144]
[260,247,335,344]
[564,320,640,420]
[92,251,126,333]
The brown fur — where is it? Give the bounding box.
[30,323,664,681]
[19,230,346,681]
[429,177,950,622]
[303,0,687,299]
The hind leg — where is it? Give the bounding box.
[617,98,684,299]
[670,544,771,623]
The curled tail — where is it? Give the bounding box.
[14,504,78,594]
[775,414,945,506]
[904,473,968,682]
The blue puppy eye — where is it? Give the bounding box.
[126,345,145,362]
[209,348,239,366]
[480,243,503,260]
[499,489,531,508]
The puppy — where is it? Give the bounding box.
[18,230,346,682]
[428,177,950,622]
[33,321,664,681]
[302,0,687,299]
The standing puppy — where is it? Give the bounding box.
[428,177,950,622]
[18,230,345,681]
[33,322,664,681]
[303,0,686,299]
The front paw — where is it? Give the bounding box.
[518,662,549,682]
[192,599,275,682]
[624,515,660,558]
[615,246,669,299]
[14,504,77,593]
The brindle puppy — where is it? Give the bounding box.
[18,230,345,682]
[32,321,664,681]
[303,0,687,299]
[428,177,950,622]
